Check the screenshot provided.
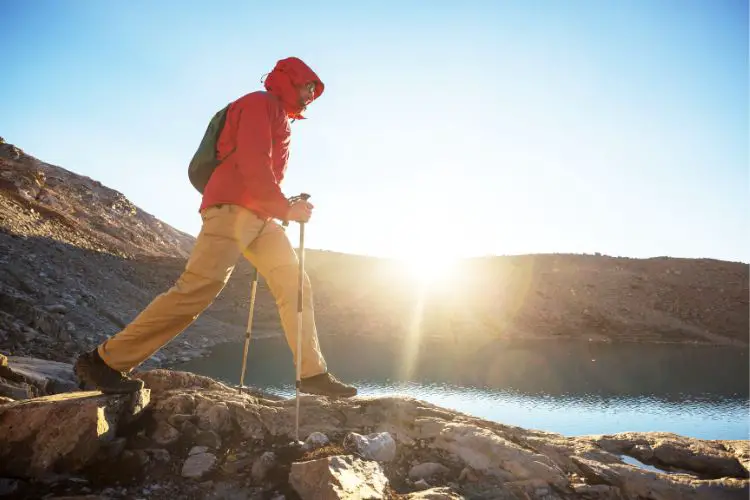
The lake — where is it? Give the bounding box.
[172,336,749,441]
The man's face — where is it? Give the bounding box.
[297,82,316,107]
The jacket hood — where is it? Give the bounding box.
[263,57,325,120]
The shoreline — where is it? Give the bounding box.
[156,335,749,443]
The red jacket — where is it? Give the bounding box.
[199,57,325,220]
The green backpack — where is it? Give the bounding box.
[188,104,234,194]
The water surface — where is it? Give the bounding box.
[173,336,749,440]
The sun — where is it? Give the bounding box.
[397,252,459,287]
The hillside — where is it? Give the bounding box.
[0,139,747,367]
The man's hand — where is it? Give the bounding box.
[287,199,314,223]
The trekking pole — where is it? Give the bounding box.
[283,193,311,444]
[238,266,259,394]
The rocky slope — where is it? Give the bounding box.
[0,355,747,499]
[0,138,747,372]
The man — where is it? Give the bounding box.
[74,57,357,397]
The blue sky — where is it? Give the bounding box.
[2,0,748,263]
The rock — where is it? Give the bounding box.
[504,479,554,498]
[98,437,127,461]
[51,495,110,499]
[145,448,171,463]
[44,304,68,314]
[344,431,397,462]
[572,456,749,500]
[535,485,550,497]
[167,413,198,428]
[0,380,34,400]
[289,455,389,500]
[6,356,78,395]
[231,404,273,440]
[432,423,567,485]
[571,483,622,496]
[251,451,277,483]
[202,480,263,500]
[0,396,15,405]
[222,455,254,475]
[303,431,330,451]
[404,487,465,499]
[458,467,479,482]
[194,429,222,449]
[722,441,750,476]
[21,328,40,342]
[149,393,197,424]
[409,462,451,480]
[413,479,430,490]
[135,369,231,394]
[0,389,150,479]
[150,421,180,446]
[180,420,200,442]
[589,432,749,479]
[181,452,217,479]
[195,400,232,434]
[0,478,20,496]
[189,446,209,456]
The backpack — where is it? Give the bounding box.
[188,104,234,194]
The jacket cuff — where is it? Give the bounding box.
[269,196,291,222]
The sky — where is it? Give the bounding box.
[2,0,748,263]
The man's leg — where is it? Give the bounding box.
[244,219,356,397]
[75,205,265,393]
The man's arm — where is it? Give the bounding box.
[234,98,290,220]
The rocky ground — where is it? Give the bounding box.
[0,139,747,375]
[0,354,747,500]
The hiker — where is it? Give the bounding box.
[74,57,357,398]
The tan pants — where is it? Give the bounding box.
[97,204,327,378]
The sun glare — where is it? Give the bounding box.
[394,250,462,381]
[399,252,459,287]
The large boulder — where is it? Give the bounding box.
[290,455,389,500]
[0,355,78,401]
[588,432,749,479]
[431,422,568,486]
[0,389,150,479]
[572,456,749,500]
[6,356,79,395]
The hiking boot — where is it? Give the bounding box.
[74,348,144,394]
[299,372,357,398]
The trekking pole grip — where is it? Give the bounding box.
[282,193,311,228]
